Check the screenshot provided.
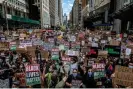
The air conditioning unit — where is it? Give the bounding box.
[124,0,130,5]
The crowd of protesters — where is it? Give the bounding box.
[0,29,133,88]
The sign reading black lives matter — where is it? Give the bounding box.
[25,64,41,86]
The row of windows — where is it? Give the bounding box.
[8,0,27,9]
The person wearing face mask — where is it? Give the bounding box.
[65,69,83,88]
[84,68,96,88]
[69,58,78,75]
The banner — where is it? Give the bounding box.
[105,45,121,57]
[25,64,41,86]
[93,63,105,79]
[113,66,133,87]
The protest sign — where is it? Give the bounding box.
[105,45,121,57]
[0,79,9,88]
[66,50,79,56]
[25,64,41,86]
[43,43,54,51]
[98,51,108,58]
[59,45,65,50]
[16,48,26,53]
[32,39,44,46]
[88,47,98,58]
[69,36,76,42]
[126,48,131,56]
[51,48,59,60]
[71,80,82,88]
[16,73,26,86]
[92,63,105,79]
[0,42,9,50]
[109,40,120,46]
[62,57,71,61]
[40,50,49,59]
[27,46,36,58]
[113,66,133,87]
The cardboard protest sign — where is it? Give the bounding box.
[109,40,120,46]
[92,63,105,79]
[0,79,9,88]
[25,64,41,86]
[40,50,49,59]
[16,73,26,86]
[16,48,27,53]
[27,47,36,58]
[98,51,108,58]
[0,42,9,50]
[105,45,121,57]
[81,48,90,53]
[113,66,133,87]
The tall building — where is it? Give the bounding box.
[34,0,50,28]
[49,0,55,27]
[63,13,67,26]
[58,0,63,25]
[71,0,82,27]
[49,0,60,27]
[0,0,40,29]
[55,0,59,26]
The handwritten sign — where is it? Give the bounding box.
[25,64,41,86]
[113,66,133,87]
[16,73,26,86]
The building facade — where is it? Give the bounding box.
[0,0,40,29]
[58,0,63,25]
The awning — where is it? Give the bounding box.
[93,23,113,26]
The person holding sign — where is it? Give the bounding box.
[65,69,83,88]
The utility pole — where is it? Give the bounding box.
[40,0,43,29]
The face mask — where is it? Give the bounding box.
[73,73,77,77]
[88,72,92,77]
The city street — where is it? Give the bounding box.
[0,0,133,88]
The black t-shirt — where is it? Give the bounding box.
[66,74,82,88]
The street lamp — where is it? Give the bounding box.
[3,0,9,35]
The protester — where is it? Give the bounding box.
[0,29,133,88]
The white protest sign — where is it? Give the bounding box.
[94,38,98,42]
[92,42,98,47]
[126,48,131,56]
[101,40,106,44]
[88,37,92,42]
[70,36,76,42]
